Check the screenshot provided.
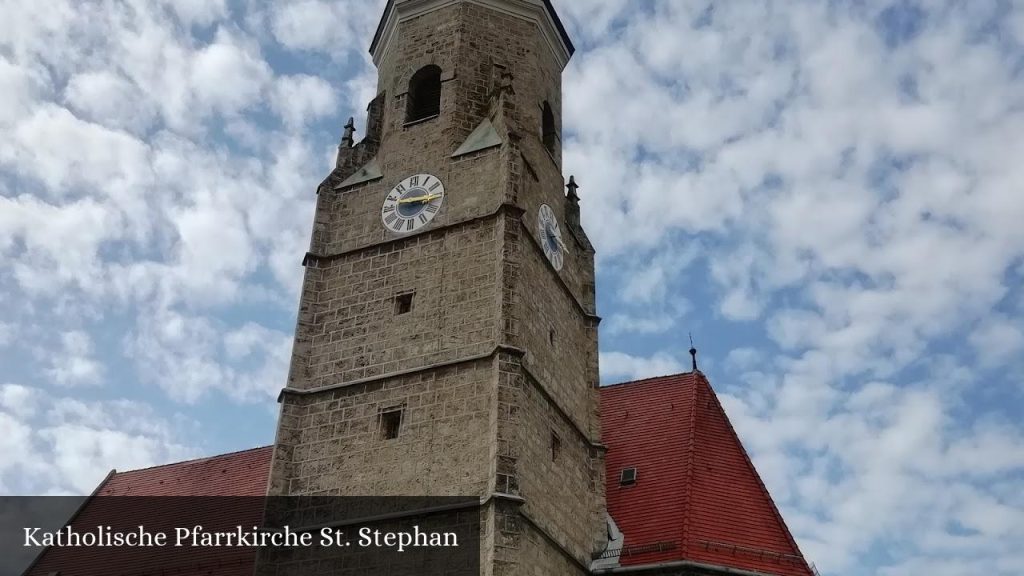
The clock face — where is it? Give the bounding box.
[537,204,564,271]
[381,173,445,234]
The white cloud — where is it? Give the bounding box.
[46,331,105,387]
[0,322,12,348]
[125,308,291,404]
[272,74,338,129]
[0,56,49,126]
[571,3,1024,572]
[0,384,40,416]
[724,347,764,372]
[0,412,37,493]
[65,70,156,133]
[270,0,345,52]
[0,391,195,494]
[189,29,271,117]
[604,314,676,336]
[1,104,152,201]
[969,316,1024,369]
[160,0,228,27]
[0,195,122,297]
[600,350,685,383]
[268,0,383,55]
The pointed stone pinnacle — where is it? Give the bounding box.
[341,117,356,148]
[566,175,580,201]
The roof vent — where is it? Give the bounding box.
[619,467,637,486]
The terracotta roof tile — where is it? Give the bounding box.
[25,447,273,576]
[30,375,814,575]
[601,372,813,576]
[97,446,273,497]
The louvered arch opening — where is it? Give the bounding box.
[406,65,442,123]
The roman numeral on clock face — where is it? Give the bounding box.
[381,173,444,234]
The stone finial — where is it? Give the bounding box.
[566,175,580,202]
[565,175,582,231]
[341,117,356,148]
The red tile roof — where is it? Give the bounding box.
[97,446,273,496]
[601,372,813,576]
[27,374,814,576]
[25,447,273,576]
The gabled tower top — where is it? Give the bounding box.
[370,0,575,69]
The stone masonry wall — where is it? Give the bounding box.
[320,138,505,256]
[516,366,604,565]
[274,357,495,496]
[270,3,606,575]
[512,214,597,436]
[297,217,500,390]
[492,501,588,576]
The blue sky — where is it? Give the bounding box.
[1,0,1023,574]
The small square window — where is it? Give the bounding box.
[620,467,637,486]
[395,292,414,315]
[550,432,561,462]
[380,409,403,440]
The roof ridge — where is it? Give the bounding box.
[695,377,812,573]
[602,371,699,389]
[118,445,273,474]
[679,371,699,558]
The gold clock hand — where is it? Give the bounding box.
[397,194,441,204]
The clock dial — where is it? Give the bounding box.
[537,204,564,271]
[381,173,445,234]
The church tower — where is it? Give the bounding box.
[267,0,605,573]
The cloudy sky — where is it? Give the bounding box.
[1,0,1022,574]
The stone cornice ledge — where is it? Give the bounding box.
[301,202,601,325]
[278,345,525,401]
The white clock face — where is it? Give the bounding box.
[538,204,564,271]
[381,173,445,234]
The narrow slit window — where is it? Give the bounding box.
[551,432,561,462]
[395,292,414,315]
[380,409,403,440]
[549,328,556,346]
[406,65,442,123]
[541,101,557,155]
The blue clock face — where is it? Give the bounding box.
[381,174,445,234]
[538,204,564,271]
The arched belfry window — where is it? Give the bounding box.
[542,101,557,155]
[406,65,442,123]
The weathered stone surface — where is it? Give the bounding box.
[267,2,603,574]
